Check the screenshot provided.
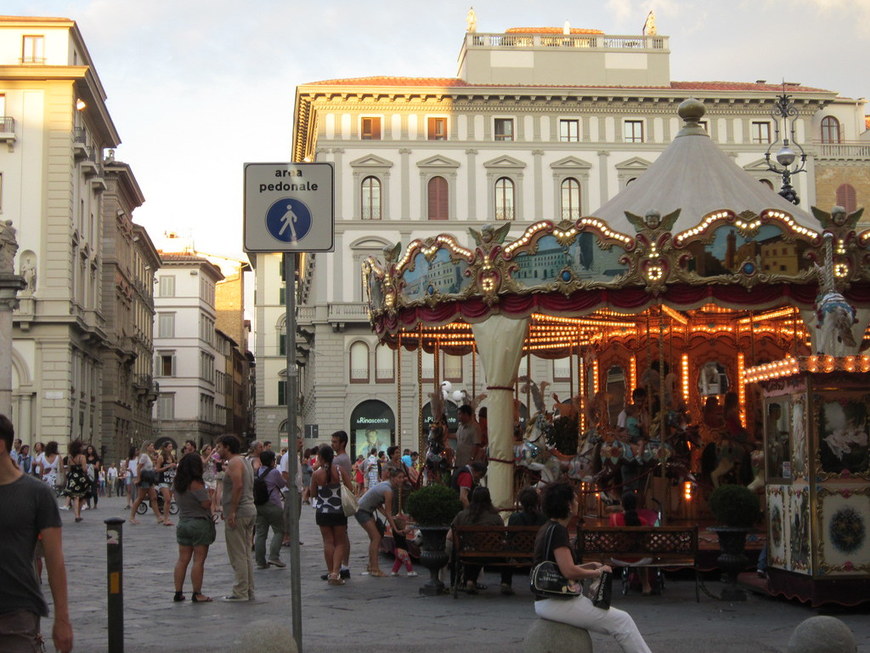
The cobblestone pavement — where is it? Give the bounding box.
[44,496,868,653]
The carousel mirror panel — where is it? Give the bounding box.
[698,360,729,397]
[765,398,792,482]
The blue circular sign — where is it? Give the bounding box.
[265,198,312,243]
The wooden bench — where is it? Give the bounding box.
[450,525,541,598]
[575,525,700,601]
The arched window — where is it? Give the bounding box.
[349,341,369,383]
[821,116,841,144]
[495,177,515,221]
[361,176,381,220]
[428,176,448,220]
[375,345,394,382]
[626,177,637,186]
[560,178,581,220]
[836,184,857,213]
[760,179,774,190]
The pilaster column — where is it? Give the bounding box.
[0,274,26,416]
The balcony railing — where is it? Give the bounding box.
[813,141,870,160]
[328,302,369,321]
[468,33,667,51]
[0,116,14,134]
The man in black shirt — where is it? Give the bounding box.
[0,414,72,652]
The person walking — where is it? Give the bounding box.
[216,434,256,602]
[124,446,138,509]
[0,415,73,653]
[172,452,215,603]
[155,441,177,526]
[254,449,286,570]
[310,444,353,585]
[533,482,652,653]
[128,442,164,525]
[39,441,61,491]
[63,440,90,523]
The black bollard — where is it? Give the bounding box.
[104,517,125,653]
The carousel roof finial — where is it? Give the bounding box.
[676,98,707,138]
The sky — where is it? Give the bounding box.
[5,0,867,260]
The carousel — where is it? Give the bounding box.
[363,100,870,606]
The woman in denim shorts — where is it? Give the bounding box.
[172,452,216,603]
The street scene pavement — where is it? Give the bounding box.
[51,496,868,653]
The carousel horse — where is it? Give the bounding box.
[747,445,765,492]
[701,437,753,488]
[519,412,563,485]
[423,420,453,484]
[816,290,857,356]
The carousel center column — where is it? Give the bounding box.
[471,315,529,514]
[0,220,26,416]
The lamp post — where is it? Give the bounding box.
[763,84,807,205]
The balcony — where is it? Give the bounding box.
[813,141,870,161]
[73,127,88,160]
[466,32,668,51]
[0,116,15,151]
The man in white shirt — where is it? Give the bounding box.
[107,465,118,497]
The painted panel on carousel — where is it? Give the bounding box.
[767,485,787,569]
[765,398,792,482]
[816,486,870,575]
[787,485,812,574]
[685,223,811,277]
[401,249,471,301]
[791,393,808,481]
[510,233,628,289]
[815,393,870,480]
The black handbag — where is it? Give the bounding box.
[529,523,582,600]
[587,569,612,610]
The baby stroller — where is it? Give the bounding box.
[613,500,664,596]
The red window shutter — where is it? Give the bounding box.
[428,177,448,220]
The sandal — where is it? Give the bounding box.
[192,592,212,603]
[173,591,185,602]
[327,574,345,586]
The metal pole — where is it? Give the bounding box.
[104,517,124,653]
[284,253,303,652]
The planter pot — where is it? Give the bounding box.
[417,526,450,596]
[710,526,751,601]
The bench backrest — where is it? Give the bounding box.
[452,525,542,557]
[575,526,698,561]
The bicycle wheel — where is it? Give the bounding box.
[137,501,148,516]
[168,500,179,516]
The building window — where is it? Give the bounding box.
[553,358,572,381]
[156,394,175,420]
[427,176,448,220]
[559,119,579,142]
[361,176,382,220]
[623,120,644,143]
[560,178,582,220]
[751,122,771,144]
[420,351,434,382]
[443,354,463,382]
[277,381,287,406]
[21,35,45,63]
[494,118,514,142]
[836,184,857,213]
[158,275,175,297]
[821,116,841,144]
[279,333,286,356]
[428,117,447,141]
[375,345,394,383]
[361,117,381,140]
[349,341,369,383]
[494,177,515,221]
[279,286,286,305]
[157,313,175,338]
[158,353,175,377]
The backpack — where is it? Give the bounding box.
[253,468,270,506]
[450,465,474,492]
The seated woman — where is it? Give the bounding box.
[609,491,656,595]
[450,486,503,594]
[534,482,652,653]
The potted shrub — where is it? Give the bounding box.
[709,484,760,600]
[406,484,462,595]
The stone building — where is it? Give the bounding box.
[0,16,156,455]
[253,20,868,455]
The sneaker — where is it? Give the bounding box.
[407,571,418,577]
[59,506,70,511]
[268,559,286,568]
[339,568,350,579]
[221,595,247,602]
[390,571,399,576]
[320,573,329,581]
[256,564,268,570]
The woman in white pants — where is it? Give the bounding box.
[533,482,651,653]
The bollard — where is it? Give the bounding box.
[104,517,125,653]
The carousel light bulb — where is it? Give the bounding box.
[683,482,692,501]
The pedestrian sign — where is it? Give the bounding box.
[244,162,334,252]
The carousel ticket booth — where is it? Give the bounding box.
[363,99,870,604]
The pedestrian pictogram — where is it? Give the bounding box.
[266,198,312,243]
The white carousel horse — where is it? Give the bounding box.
[519,412,562,484]
[747,447,765,492]
[815,291,858,356]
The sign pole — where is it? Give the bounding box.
[285,252,303,652]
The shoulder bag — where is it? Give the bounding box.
[529,523,582,600]
[338,469,358,517]
[586,569,613,610]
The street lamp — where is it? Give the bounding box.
[763,84,807,205]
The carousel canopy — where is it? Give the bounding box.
[594,99,818,235]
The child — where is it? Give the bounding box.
[389,516,418,577]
